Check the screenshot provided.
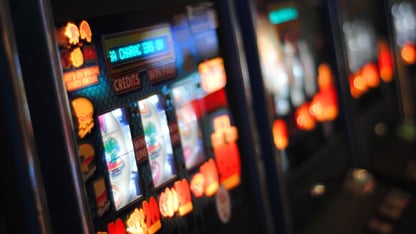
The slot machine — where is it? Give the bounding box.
[235,0,350,233]
[330,0,404,171]
[0,0,51,233]
[385,0,416,183]
[8,0,282,233]
[285,0,416,233]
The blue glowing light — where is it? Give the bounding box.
[108,36,169,65]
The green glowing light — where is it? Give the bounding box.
[268,7,298,25]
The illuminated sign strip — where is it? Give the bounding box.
[268,7,298,24]
[103,24,175,77]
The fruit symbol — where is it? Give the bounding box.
[158,187,179,218]
[190,172,205,198]
[64,22,80,45]
[144,122,161,157]
[107,218,126,234]
[104,136,124,177]
[70,47,84,68]
[198,57,227,94]
[126,208,147,234]
[79,20,92,43]
[71,97,94,139]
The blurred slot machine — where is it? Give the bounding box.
[326,0,416,233]
[0,0,51,233]
[235,0,349,233]
[333,0,402,168]
[387,0,416,181]
[8,0,277,233]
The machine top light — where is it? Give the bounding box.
[268,7,298,25]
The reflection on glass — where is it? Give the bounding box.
[138,95,176,187]
[98,108,141,210]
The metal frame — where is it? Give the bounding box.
[0,0,52,232]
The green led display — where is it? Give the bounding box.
[108,36,169,65]
[268,7,298,24]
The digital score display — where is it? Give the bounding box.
[103,24,175,76]
[108,36,170,65]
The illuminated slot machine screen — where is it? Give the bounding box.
[256,1,341,170]
[51,1,254,233]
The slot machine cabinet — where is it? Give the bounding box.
[330,2,416,225]
[237,0,416,233]
[330,0,404,170]
[8,0,279,233]
[235,0,350,233]
[382,0,416,185]
[288,0,416,233]
[0,0,51,233]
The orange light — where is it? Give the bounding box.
[378,40,394,82]
[310,93,323,118]
[158,187,179,218]
[361,62,380,88]
[311,88,338,122]
[401,43,416,65]
[63,65,100,91]
[349,72,369,99]
[321,88,338,121]
[198,57,227,94]
[211,114,241,190]
[71,97,94,139]
[353,74,367,91]
[190,173,205,198]
[200,159,219,197]
[317,63,333,89]
[174,179,193,216]
[79,20,92,43]
[214,143,241,190]
[295,102,316,131]
[272,119,289,150]
[126,208,147,234]
[64,22,80,45]
[210,114,238,148]
[107,218,126,234]
[142,197,161,234]
[349,74,363,98]
[70,47,84,68]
